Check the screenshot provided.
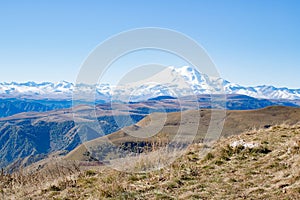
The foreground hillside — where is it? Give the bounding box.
[1,124,300,199]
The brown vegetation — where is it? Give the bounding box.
[1,123,300,199]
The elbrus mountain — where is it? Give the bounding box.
[1,66,300,101]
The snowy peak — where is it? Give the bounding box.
[0,66,299,100]
[174,66,206,85]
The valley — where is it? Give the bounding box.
[1,94,300,170]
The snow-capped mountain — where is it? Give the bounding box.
[0,66,299,100]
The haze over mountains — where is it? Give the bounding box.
[1,66,300,100]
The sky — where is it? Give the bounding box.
[0,0,299,88]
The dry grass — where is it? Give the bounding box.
[0,159,81,199]
[2,124,300,199]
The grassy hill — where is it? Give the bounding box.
[1,124,300,199]
[66,106,300,162]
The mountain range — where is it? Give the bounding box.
[1,66,300,100]
[1,66,300,170]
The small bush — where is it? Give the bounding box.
[203,152,214,161]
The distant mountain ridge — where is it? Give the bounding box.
[1,66,300,100]
[0,98,72,118]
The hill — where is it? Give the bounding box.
[0,106,145,169]
[66,106,300,162]
[1,123,300,199]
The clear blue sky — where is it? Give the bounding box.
[0,0,299,88]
